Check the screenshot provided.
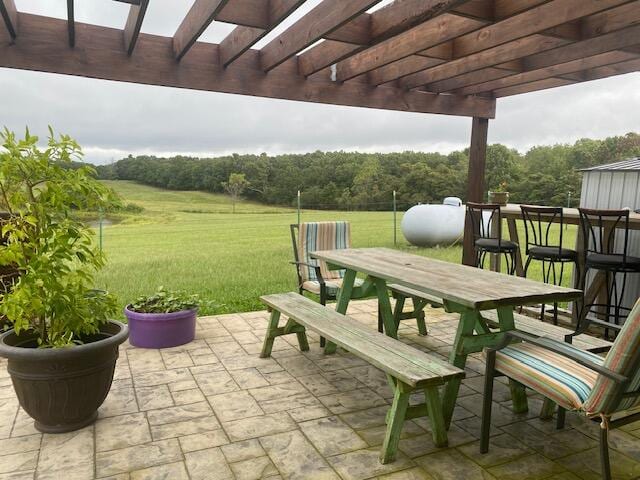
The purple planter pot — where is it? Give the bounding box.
[124,306,197,349]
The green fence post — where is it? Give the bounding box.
[393,190,397,246]
[99,209,104,252]
[297,190,301,226]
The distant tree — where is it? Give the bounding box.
[222,173,250,213]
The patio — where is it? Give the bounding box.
[2,299,639,480]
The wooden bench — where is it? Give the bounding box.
[388,284,442,336]
[481,310,612,353]
[260,292,464,464]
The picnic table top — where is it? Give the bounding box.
[311,247,582,311]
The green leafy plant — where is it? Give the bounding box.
[0,128,120,347]
[492,181,509,193]
[129,287,201,314]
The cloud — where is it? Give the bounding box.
[3,1,639,164]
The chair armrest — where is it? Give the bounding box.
[493,330,627,384]
[289,261,325,285]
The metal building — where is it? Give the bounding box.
[580,157,640,316]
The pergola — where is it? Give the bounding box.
[1,0,639,263]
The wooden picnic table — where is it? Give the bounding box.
[497,204,640,323]
[310,247,582,427]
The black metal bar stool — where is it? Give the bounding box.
[577,207,640,338]
[520,205,578,324]
[466,202,518,275]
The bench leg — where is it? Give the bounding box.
[413,298,428,336]
[325,269,357,354]
[260,310,281,358]
[540,398,556,420]
[381,380,411,464]
[425,386,448,448]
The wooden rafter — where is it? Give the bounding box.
[0,0,17,40]
[123,0,148,55]
[0,13,496,118]
[456,24,640,95]
[219,0,305,67]
[336,14,487,82]
[173,0,232,61]
[259,0,381,72]
[298,0,479,78]
[66,0,74,47]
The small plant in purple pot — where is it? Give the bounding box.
[125,287,206,348]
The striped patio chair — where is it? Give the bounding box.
[480,298,640,480]
[291,222,363,305]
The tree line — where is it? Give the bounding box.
[95,132,640,210]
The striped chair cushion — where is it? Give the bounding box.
[302,278,365,296]
[583,299,640,415]
[298,222,351,283]
[495,341,604,410]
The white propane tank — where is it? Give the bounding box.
[401,197,465,247]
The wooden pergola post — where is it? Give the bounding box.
[462,117,489,266]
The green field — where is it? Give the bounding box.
[95,181,576,317]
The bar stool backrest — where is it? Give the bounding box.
[467,202,503,245]
[520,205,565,256]
[578,208,631,261]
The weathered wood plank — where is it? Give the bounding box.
[401,34,569,90]
[66,0,74,47]
[452,0,631,59]
[481,310,613,351]
[260,292,463,387]
[335,14,485,82]
[123,0,148,55]
[0,13,496,119]
[312,248,582,310]
[219,0,305,67]
[458,47,640,95]
[173,0,232,60]
[0,0,17,39]
[297,0,474,77]
[260,0,380,72]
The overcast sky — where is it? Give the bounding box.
[2,0,639,164]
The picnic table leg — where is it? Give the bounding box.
[325,268,357,354]
[497,306,529,413]
[425,386,448,448]
[260,310,281,358]
[442,308,476,427]
[380,379,411,464]
[373,277,397,338]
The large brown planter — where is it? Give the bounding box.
[0,320,128,433]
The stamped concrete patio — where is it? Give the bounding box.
[1,299,640,480]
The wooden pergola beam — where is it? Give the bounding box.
[123,0,148,55]
[0,0,17,40]
[397,0,640,91]
[66,0,74,47]
[297,0,472,77]
[219,0,304,67]
[493,57,640,96]
[456,24,640,95]
[335,14,486,82]
[173,0,232,61]
[0,13,496,119]
[459,51,639,95]
[259,0,381,72]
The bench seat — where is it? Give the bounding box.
[481,310,612,353]
[259,292,464,464]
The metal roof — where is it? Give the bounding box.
[581,157,640,172]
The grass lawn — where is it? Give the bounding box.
[95,180,577,317]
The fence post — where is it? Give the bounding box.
[393,190,397,246]
[297,190,301,226]
[98,208,104,252]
